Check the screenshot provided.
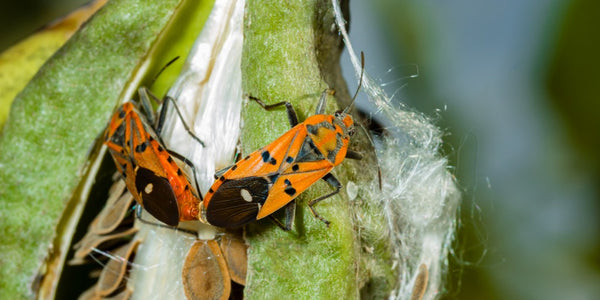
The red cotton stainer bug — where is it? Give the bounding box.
[202,54,367,230]
[103,86,205,227]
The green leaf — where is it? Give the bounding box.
[0,0,214,298]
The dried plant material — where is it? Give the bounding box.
[182,240,231,300]
[411,264,429,300]
[79,284,102,300]
[70,180,134,265]
[93,181,135,235]
[79,284,133,300]
[71,227,138,264]
[105,287,133,300]
[96,240,140,296]
[220,232,248,285]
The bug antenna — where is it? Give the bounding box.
[358,122,382,190]
[149,56,181,88]
[343,51,365,114]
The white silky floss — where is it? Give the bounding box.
[332,0,461,299]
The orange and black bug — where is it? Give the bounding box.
[201,57,372,231]
[104,87,204,227]
[202,89,363,230]
[203,54,368,230]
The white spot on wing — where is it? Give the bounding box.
[145,183,153,194]
[240,189,252,202]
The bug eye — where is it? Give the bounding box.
[334,111,341,117]
[348,127,356,136]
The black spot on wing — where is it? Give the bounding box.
[292,164,300,171]
[206,177,269,227]
[134,167,179,226]
[134,141,148,153]
[118,108,126,118]
[261,150,277,165]
[286,156,294,163]
[284,186,296,196]
[261,151,270,162]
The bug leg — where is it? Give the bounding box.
[283,200,296,230]
[307,173,342,227]
[248,96,299,127]
[266,201,296,231]
[213,147,244,179]
[345,150,363,160]
[315,89,335,115]
[134,205,198,236]
[268,216,289,231]
[140,86,205,148]
[214,165,234,179]
[167,149,203,201]
[138,87,157,125]
[157,95,206,147]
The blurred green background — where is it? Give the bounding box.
[341,0,600,299]
[2,0,598,299]
[0,0,87,51]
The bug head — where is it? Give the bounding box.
[334,110,355,137]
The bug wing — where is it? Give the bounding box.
[204,127,307,227]
[134,167,180,226]
[205,177,270,228]
[106,146,141,204]
[256,162,333,219]
[129,116,183,225]
[226,127,306,179]
[128,116,167,177]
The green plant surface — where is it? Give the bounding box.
[241,0,391,298]
[0,0,215,298]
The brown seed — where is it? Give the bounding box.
[410,264,429,300]
[70,227,138,264]
[220,233,248,286]
[94,190,134,235]
[182,240,231,300]
[96,240,140,296]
